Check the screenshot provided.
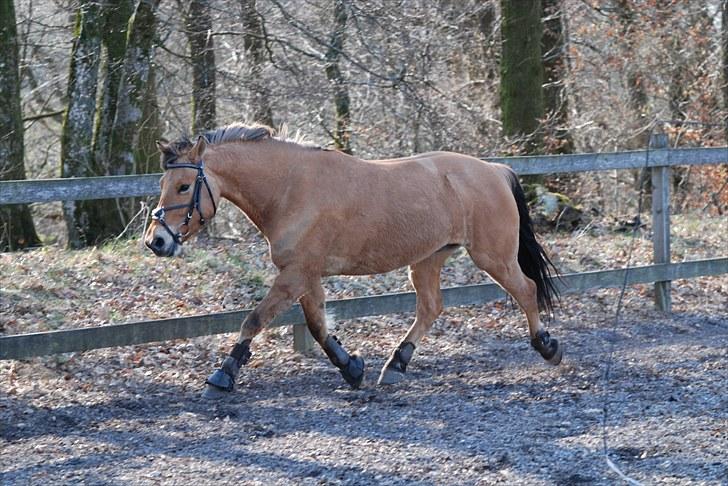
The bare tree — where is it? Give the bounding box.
[615,0,648,147]
[109,0,159,177]
[240,0,274,126]
[541,0,573,154]
[60,0,103,248]
[0,0,41,251]
[185,0,216,132]
[94,0,134,167]
[325,0,352,154]
[72,0,136,245]
[500,0,544,155]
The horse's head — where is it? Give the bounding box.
[144,136,219,257]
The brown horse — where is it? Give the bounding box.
[144,124,562,399]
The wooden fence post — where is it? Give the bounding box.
[293,324,316,353]
[650,133,671,312]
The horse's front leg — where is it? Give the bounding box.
[202,268,309,399]
[300,280,365,389]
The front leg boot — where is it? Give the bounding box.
[323,335,365,389]
[202,340,251,399]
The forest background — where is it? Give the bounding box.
[1,0,727,251]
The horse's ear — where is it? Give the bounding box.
[189,135,207,162]
[156,139,171,153]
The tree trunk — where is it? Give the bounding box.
[616,0,647,148]
[68,0,135,246]
[186,0,216,133]
[240,0,274,127]
[541,0,573,154]
[94,0,134,167]
[500,0,544,155]
[60,0,103,249]
[0,0,41,251]
[136,63,163,174]
[324,0,352,154]
[108,0,159,177]
[722,0,728,141]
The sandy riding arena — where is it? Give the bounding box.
[1,216,726,485]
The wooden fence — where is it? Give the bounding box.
[1,135,727,359]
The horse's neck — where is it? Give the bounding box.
[210,141,304,233]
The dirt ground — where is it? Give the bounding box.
[1,288,727,485]
[1,213,727,485]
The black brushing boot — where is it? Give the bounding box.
[531,329,563,365]
[202,340,252,399]
[323,335,365,389]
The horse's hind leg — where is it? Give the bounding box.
[468,250,562,365]
[378,246,456,385]
[300,281,365,389]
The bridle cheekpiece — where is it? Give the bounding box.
[152,161,217,245]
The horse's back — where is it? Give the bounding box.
[369,151,512,185]
[373,151,521,248]
[271,149,518,275]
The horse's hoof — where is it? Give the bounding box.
[201,383,232,400]
[546,339,563,366]
[531,330,562,365]
[340,353,365,389]
[377,366,405,386]
[201,367,235,400]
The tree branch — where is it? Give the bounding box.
[22,109,64,122]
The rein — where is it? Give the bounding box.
[152,161,217,244]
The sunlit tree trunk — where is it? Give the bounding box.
[94,0,134,167]
[109,0,159,176]
[136,64,163,174]
[500,0,544,155]
[240,0,274,127]
[325,0,352,154]
[541,0,573,154]
[60,0,103,249]
[67,0,136,246]
[0,0,41,251]
[103,0,159,230]
[186,0,216,132]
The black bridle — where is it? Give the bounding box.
[152,161,217,245]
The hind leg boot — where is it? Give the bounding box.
[531,330,563,365]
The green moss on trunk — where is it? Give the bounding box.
[500,0,544,155]
[186,0,217,133]
[325,0,352,155]
[69,0,136,247]
[60,0,103,249]
[107,0,159,216]
[94,0,134,166]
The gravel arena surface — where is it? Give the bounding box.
[1,215,727,485]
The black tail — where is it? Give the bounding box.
[507,171,560,313]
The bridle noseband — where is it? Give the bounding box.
[152,161,217,245]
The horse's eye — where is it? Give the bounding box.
[179,184,190,194]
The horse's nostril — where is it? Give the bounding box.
[153,237,165,250]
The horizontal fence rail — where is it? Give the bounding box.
[1,174,161,205]
[2,146,727,205]
[1,258,726,360]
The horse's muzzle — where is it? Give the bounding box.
[145,232,180,257]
